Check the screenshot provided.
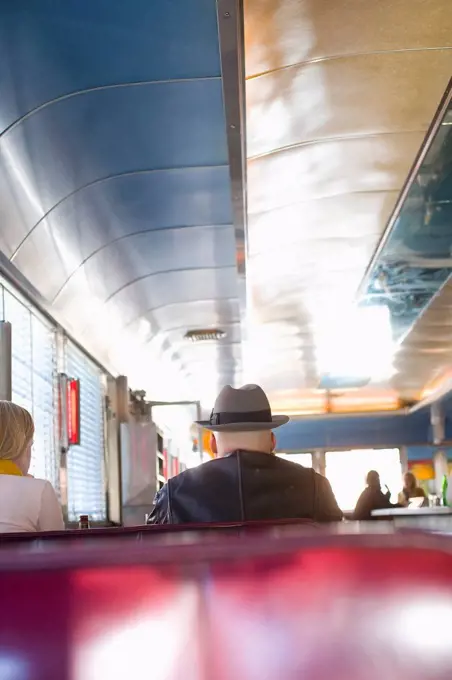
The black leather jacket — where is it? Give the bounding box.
[353,485,399,521]
[147,450,343,525]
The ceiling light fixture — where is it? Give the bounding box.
[184,329,226,342]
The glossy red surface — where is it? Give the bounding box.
[1,531,452,679]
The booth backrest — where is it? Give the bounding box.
[0,531,451,679]
[0,518,315,544]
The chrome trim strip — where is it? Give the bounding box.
[0,77,222,139]
[247,46,452,81]
[101,265,237,306]
[216,0,248,383]
[10,165,229,262]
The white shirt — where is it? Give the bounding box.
[0,475,65,533]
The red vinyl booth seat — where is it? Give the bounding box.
[0,530,452,679]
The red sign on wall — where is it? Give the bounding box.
[172,457,180,477]
[67,379,80,446]
[162,448,168,480]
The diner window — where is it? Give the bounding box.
[277,453,313,467]
[325,448,401,511]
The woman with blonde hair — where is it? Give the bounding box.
[0,401,64,533]
[398,471,427,507]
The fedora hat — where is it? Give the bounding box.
[195,384,289,432]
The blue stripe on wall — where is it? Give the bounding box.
[274,388,452,454]
[276,410,431,452]
[407,446,452,461]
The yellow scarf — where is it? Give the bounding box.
[0,460,23,476]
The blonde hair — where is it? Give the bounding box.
[0,401,34,461]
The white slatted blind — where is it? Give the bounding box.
[65,341,106,521]
[2,287,59,491]
[4,289,33,413]
[31,314,59,489]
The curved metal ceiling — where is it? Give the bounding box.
[245,0,452,413]
[2,0,452,416]
[0,0,246,403]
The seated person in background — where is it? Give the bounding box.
[0,401,64,533]
[353,470,395,521]
[398,472,427,507]
[148,384,343,524]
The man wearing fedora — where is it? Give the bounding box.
[147,384,343,524]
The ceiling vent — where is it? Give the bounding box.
[184,329,226,342]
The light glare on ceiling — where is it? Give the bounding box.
[315,305,394,382]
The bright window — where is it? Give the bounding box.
[277,453,312,467]
[315,305,394,381]
[66,341,106,522]
[325,448,401,511]
[3,287,59,493]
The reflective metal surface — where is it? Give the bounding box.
[245,0,452,411]
[2,0,452,413]
[0,0,245,403]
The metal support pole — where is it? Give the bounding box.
[313,450,326,476]
[433,449,449,497]
[399,446,409,474]
[195,401,203,463]
[0,321,12,401]
[116,375,129,423]
[431,402,445,445]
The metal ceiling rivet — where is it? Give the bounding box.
[224,11,230,17]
